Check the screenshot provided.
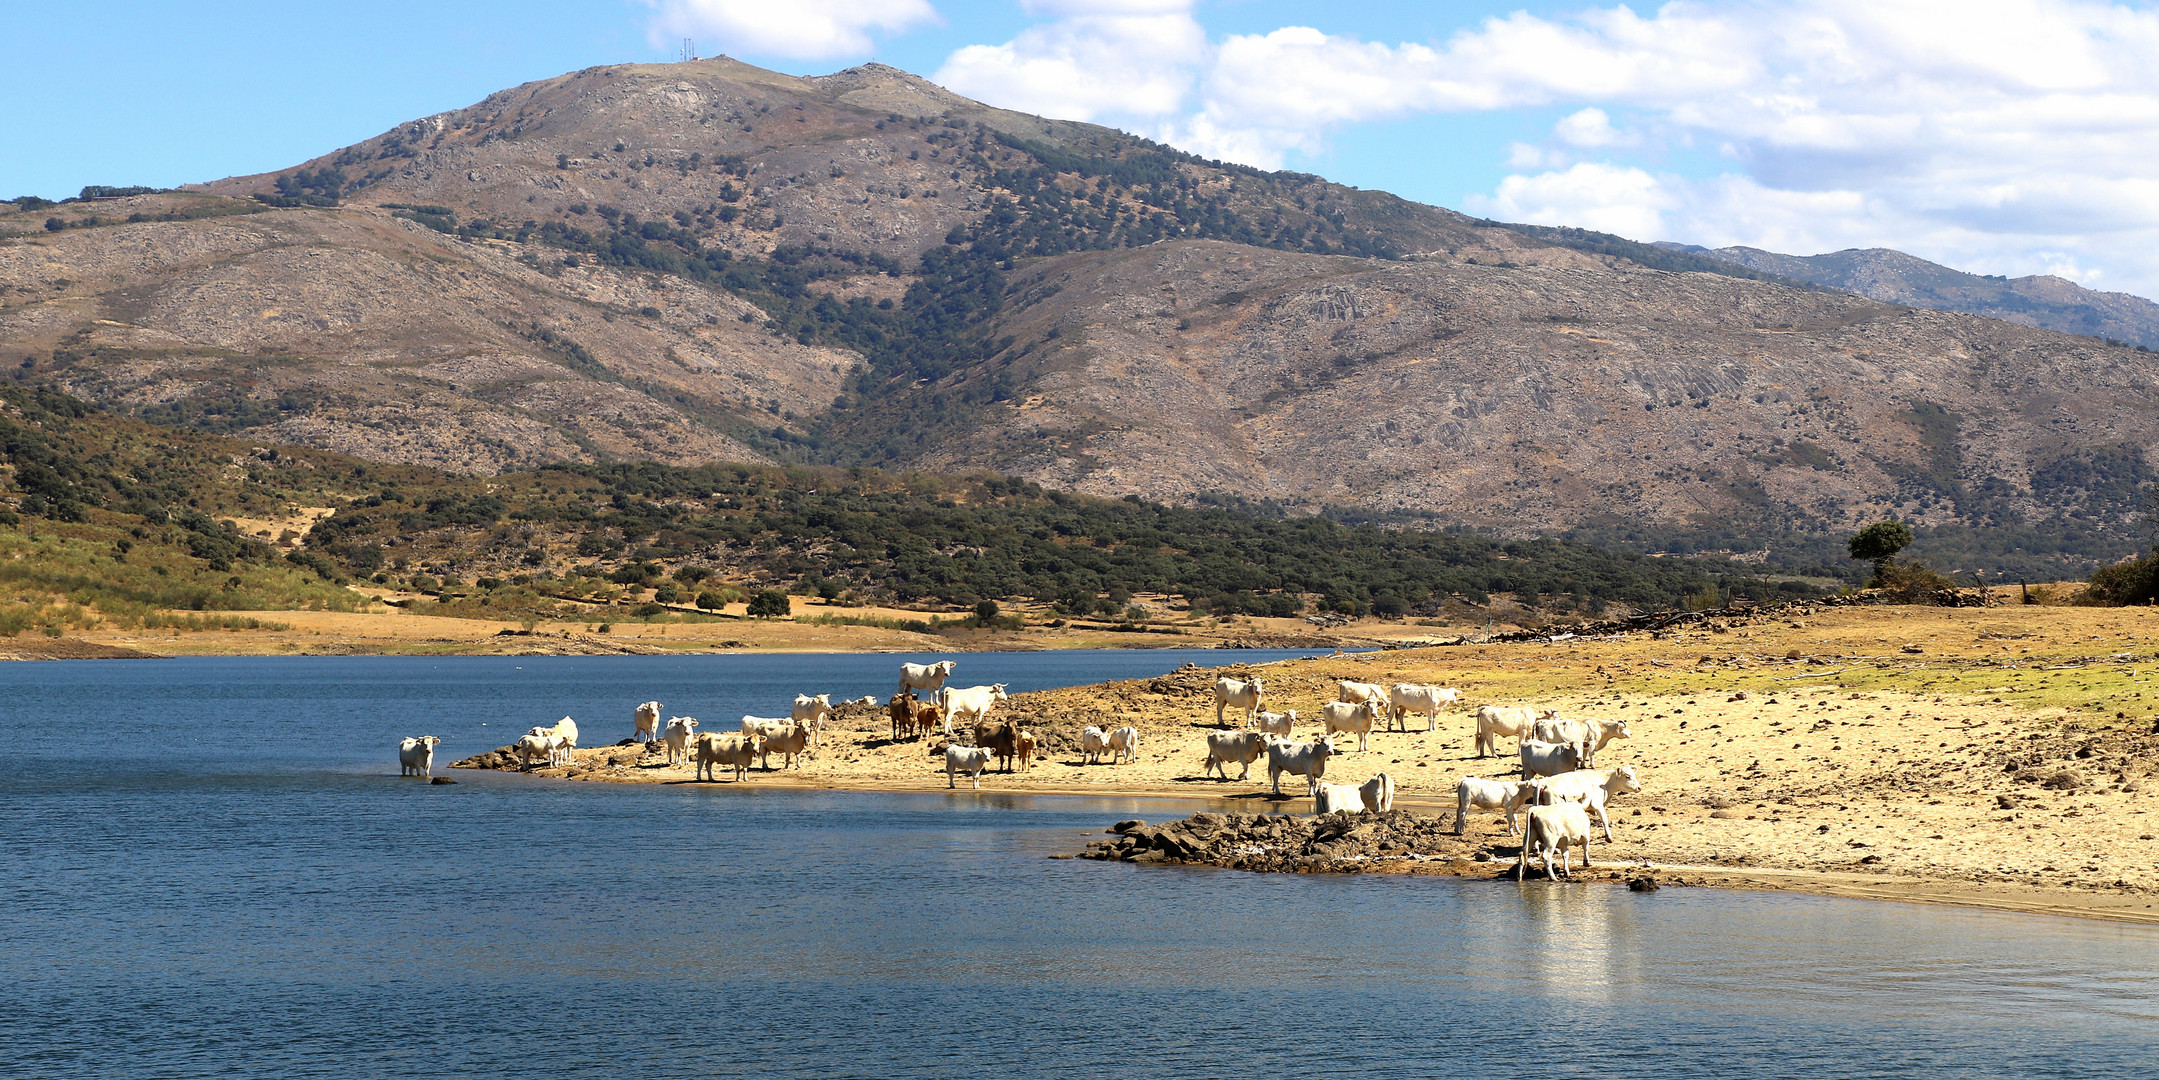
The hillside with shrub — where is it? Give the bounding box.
[0,388,1833,632]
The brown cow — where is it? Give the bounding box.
[973,720,1020,773]
[1014,729,1038,772]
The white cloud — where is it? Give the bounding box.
[646,0,939,61]
[933,0,2159,296]
[936,2,1204,122]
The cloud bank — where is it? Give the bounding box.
[645,0,940,60]
[930,0,2159,297]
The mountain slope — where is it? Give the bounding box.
[2,57,2154,576]
[1665,244,2159,350]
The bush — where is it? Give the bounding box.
[2085,551,2157,606]
[747,589,791,618]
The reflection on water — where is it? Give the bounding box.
[1,656,2156,1078]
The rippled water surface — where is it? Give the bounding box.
[3,654,2155,1078]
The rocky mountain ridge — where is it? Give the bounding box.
[1662,243,2159,350]
[1,57,2152,574]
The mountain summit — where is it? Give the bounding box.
[2,57,2152,572]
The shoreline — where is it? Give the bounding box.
[459,760,2159,928]
[450,602,2159,930]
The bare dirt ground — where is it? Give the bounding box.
[454,602,2159,926]
[61,594,1379,656]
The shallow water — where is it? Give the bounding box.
[3,654,2155,1078]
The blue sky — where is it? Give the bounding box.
[8,1,2158,300]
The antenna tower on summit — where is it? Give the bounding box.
[680,38,697,62]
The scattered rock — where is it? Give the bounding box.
[429,776,457,785]
[1628,876,1660,892]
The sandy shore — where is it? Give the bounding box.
[457,602,2159,927]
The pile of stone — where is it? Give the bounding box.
[1071,809,1493,874]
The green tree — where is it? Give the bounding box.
[1848,521,1915,584]
[747,589,791,618]
[973,598,1000,624]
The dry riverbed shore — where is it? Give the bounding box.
[452,602,2159,926]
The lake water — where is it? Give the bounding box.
[3,653,2156,1078]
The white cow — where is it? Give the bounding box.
[899,660,957,700]
[1080,725,1113,765]
[633,701,662,743]
[1517,801,1595,881]
[945,744,995,789]
[1214,676,1265,728]
[1388,683,1459,732]
[1202,730,1273,781]
[1266,734,1338,796]
[695,733,758,782]
[526,717,579,766]
[1476,706,1555,758]
[760,721,812,770]
[1359,771,1395,814]
[939,684,1009,735]
[1320,700,1382,752]
[1530,717,1632,768]
[1107,726,1140,765]
[792,694,834,746]
[1519,739,1583,781]
[1454,777,1535,836]
[1253,709,1297,737]
[398,735,440,777]
[1527,765,1642,841]
[1337,680,1389,710]
[1313,782,1365,815]
[661,716,700,765]
[742,715,791,741]
[515,731,562,769]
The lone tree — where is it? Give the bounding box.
[747,589,791,618]
[973,598,1001,625]
[1847,521,1915,583]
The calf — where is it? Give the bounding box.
[661,716,700,765]
[1518,738,1582,780]
[760,721,812,770]
[1454,777,1534,836]
[1526,765,1642,841]
[1202,730,1273,781]
[1530,717,1632,768]
[694,733,759,782]
[1266,734,1338,796]
[887,693,915,740]
[1475,706,1553,758]
[1014,729,1038,773]
[1313,782,1365,815]
[1516,801,1594,881]
[1080,725,1113,765]
[1107,726,1140,765]
[1253,709,1297,738]
[633,701,662,743]
[1359,771,1395,814]
[1214,676,1264,728]
[516,731,562,769]
[944,744,995,789]
[398,735,440,778]
[1387,683,1459,732]
[1320,700,1382,752]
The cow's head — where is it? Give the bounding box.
[1612,765,1642,793]
[418,735,440,748]
[936,660,956,676]
[1611,719,1633,739]
[991,684,1009,700]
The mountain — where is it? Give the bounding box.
[1662,244,2159,350]
[2,57,2154,576]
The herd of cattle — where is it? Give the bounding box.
[395,661,1646,880]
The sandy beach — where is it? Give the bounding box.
[455,601,2159,926]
